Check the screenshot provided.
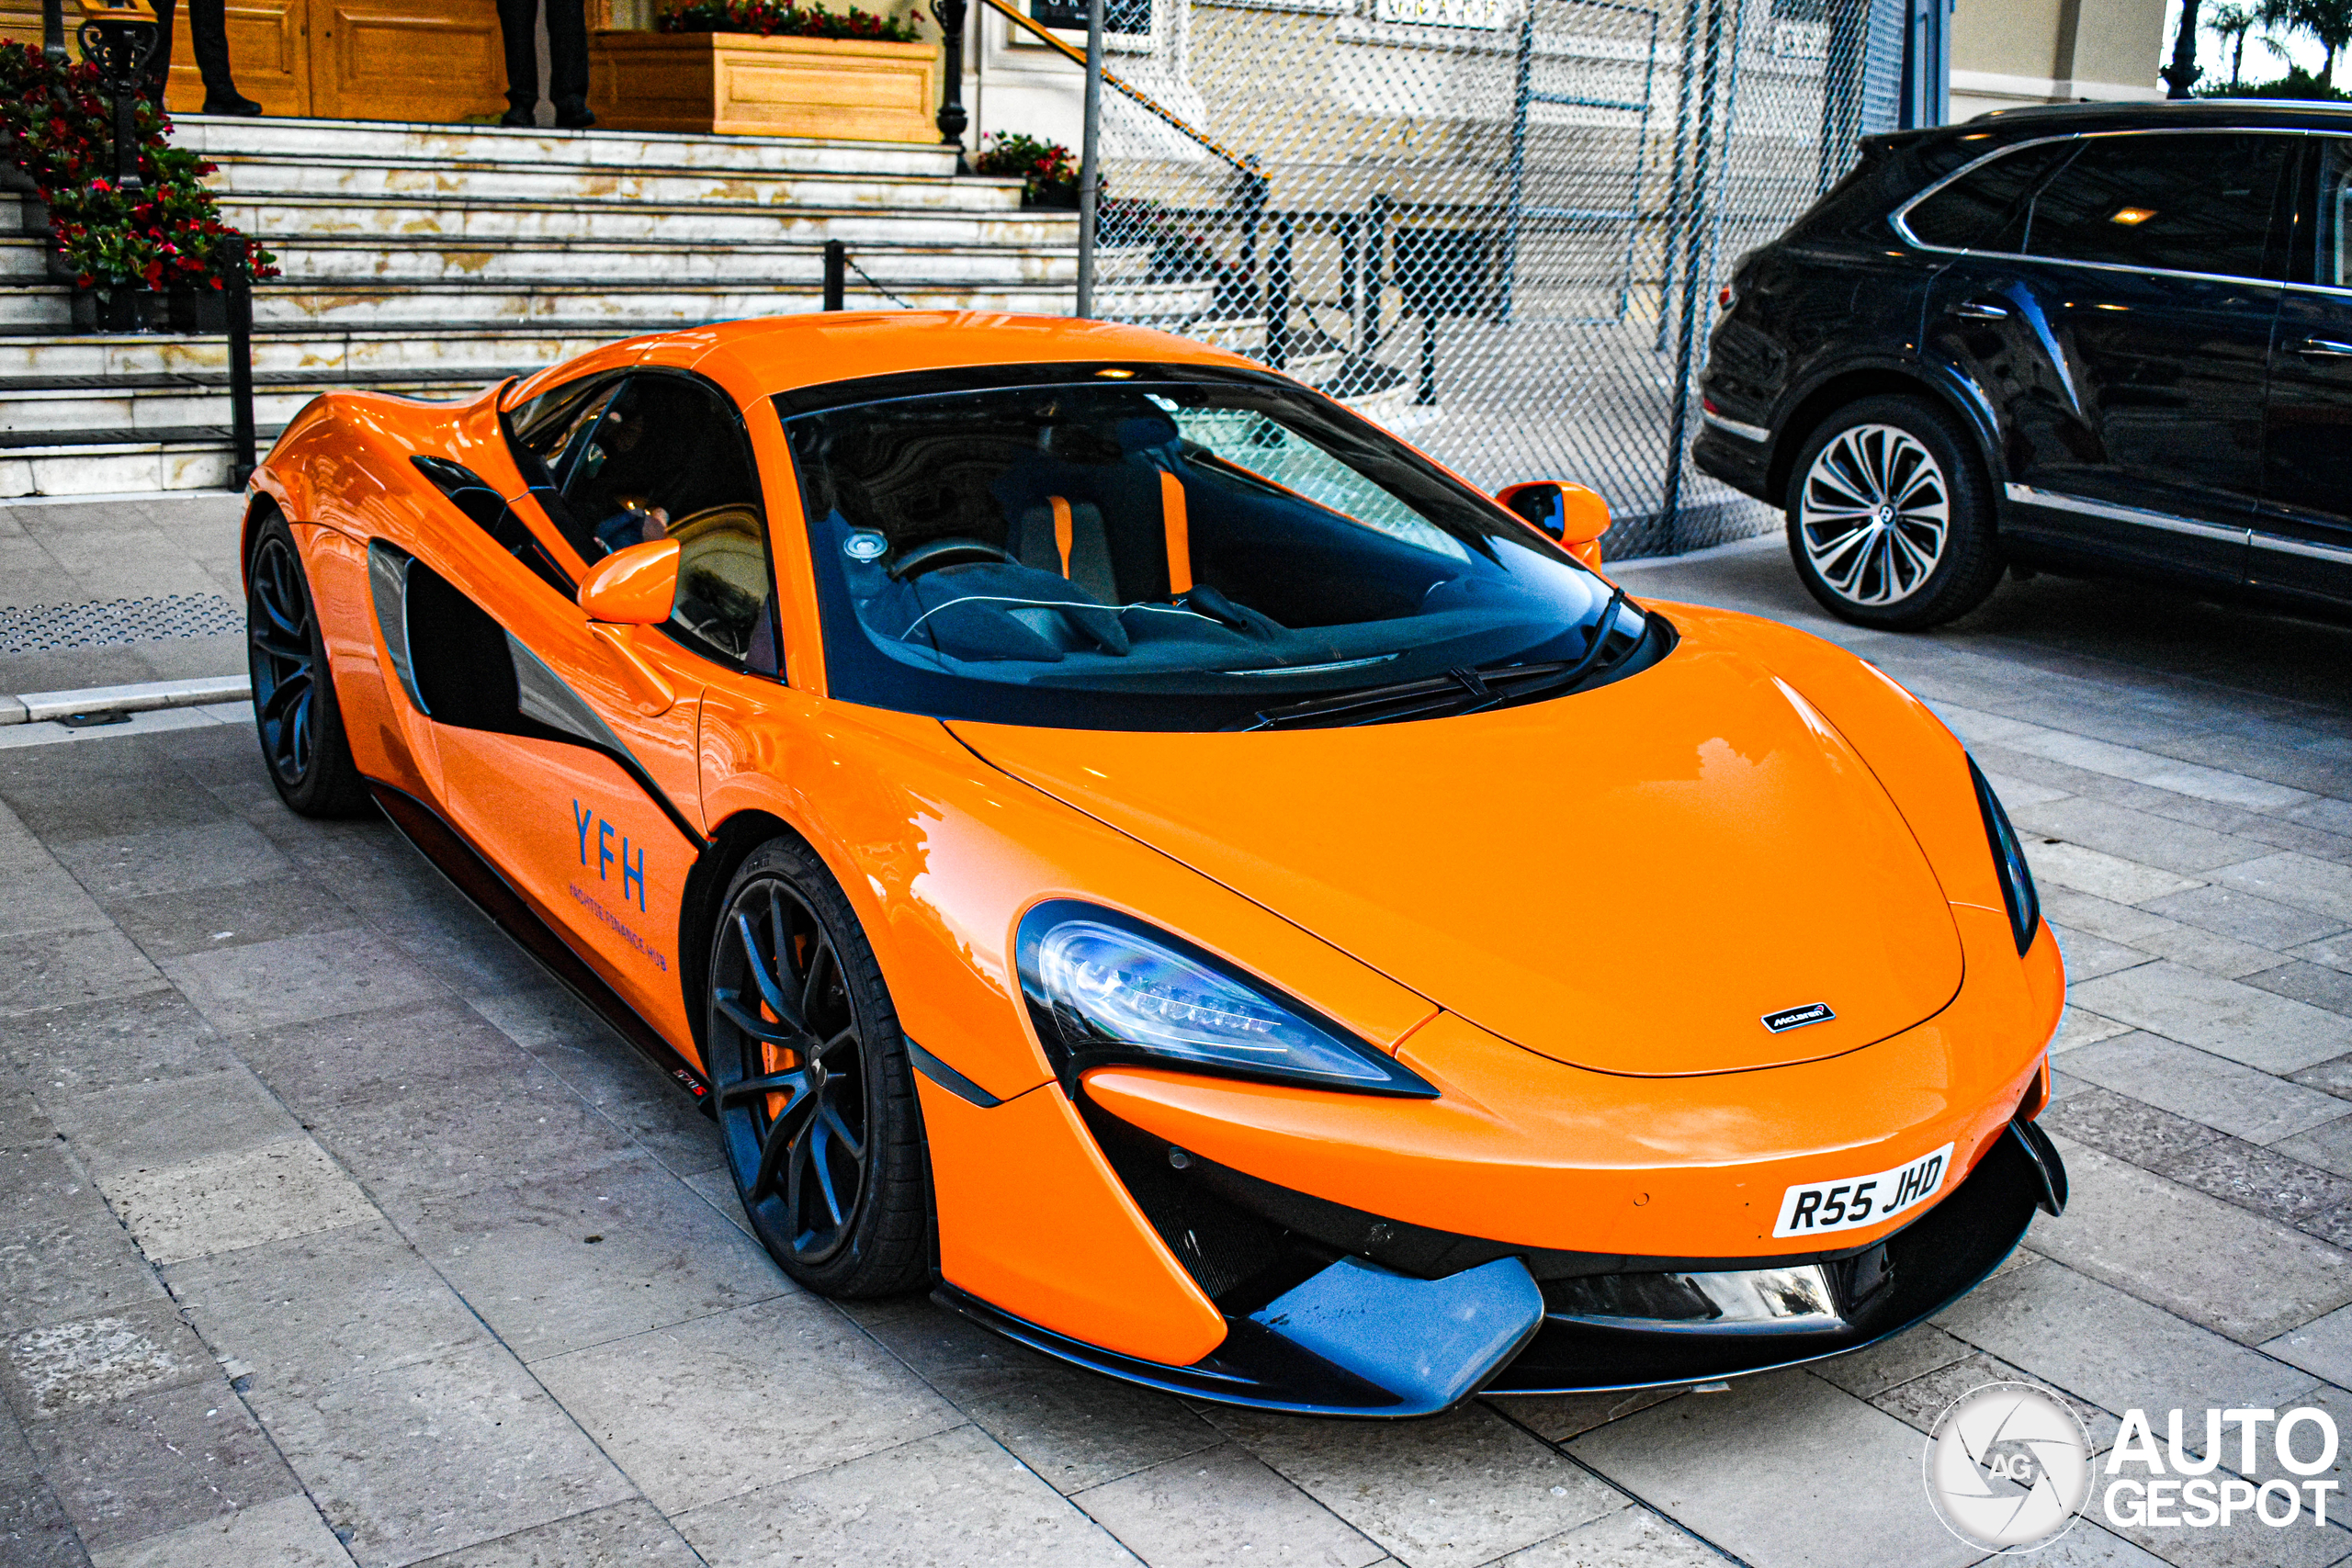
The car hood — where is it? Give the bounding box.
[947,635,1964,1077]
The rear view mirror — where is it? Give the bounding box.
[1496,480,1610,570]
[579,538,681,625]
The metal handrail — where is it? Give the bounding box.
[970,0,1258,179]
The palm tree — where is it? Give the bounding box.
[2209,2,2262,87]
[2263,0,2352,88]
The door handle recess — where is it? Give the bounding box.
[1953,300,2010,320]
[2297,337,2352,357]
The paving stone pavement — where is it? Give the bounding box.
[0,531,2346,1566]
[0,493,248,699]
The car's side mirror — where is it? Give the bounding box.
[578,538,680,625]
[1496,480,1610,570]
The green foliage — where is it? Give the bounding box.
[972,131,1080,204]
[656,0,923,42]
[0,40,277,290]
[2205,2,2263,87]
[2254,0,2352,85]
[2196,62,2352,97]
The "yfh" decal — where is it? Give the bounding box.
[571,799,648,912]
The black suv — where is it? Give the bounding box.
[1695,99,2352,629]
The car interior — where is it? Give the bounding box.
[786,383,1581,681]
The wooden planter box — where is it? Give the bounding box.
[589,31,941,141]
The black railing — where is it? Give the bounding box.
[822,239,847,310]
[969,0,1268,314]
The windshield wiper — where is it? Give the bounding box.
[1226,588,1649,732]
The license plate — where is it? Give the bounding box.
[1773,1144,1952,1239]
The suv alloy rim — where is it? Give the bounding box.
[709,875,872,1265]
[1799,423,1951,605]
[248,535,319,785]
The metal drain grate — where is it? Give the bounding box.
[0,595,244,654]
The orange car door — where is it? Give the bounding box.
[457,368,790,1060]
[368,374,707,1053]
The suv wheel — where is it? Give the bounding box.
[1784,395,2002,630]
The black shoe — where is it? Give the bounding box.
[202,90,263,115]
[554,99,595,129]
[499,105,537,128]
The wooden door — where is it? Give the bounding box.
[307,0,507,120]
[163,0,310,115]
[13,0,514,122]
[151,0,505,118]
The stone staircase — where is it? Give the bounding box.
[0,116,1217,496]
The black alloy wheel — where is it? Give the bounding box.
[708,836,930,1296]
[246,511,369,817]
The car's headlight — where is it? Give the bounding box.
[1015,901,1436,1097]
[1969,757,2041,954]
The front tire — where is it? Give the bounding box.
[707,836,931,1297]
[1784,395,2003,630]
[246,511,371,817]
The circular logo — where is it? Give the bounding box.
[843,531,889,562]
[1923,1381,2092,1553]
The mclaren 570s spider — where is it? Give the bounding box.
[243,311,2067,1417]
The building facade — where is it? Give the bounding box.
[1949,0,2166,120]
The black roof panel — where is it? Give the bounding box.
[1962,97,2352,133]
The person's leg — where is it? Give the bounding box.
[494,0,542,126]
[187,0,261,114]
[142,0,177,102]
[546,0,593,126]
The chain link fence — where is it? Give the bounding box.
[1078,0,1905,556]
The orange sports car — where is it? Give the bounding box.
[245,312,2067,1416]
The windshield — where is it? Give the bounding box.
[783,367,1663,731]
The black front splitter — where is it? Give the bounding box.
[937,1122,2053,1415]
[1481,1123,2047,1394]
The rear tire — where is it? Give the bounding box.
[707,835,932,1298]
[246,511,371,818]
[1784,395,2003,631]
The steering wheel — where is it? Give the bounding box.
[888,537,1015,581]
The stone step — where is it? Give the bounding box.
[205,158,1030,214]
[0,294,74,332]
[0,434,241,496]
[0,280,1109,333]
[0,242,53,285]
[0,325,679,381]
[207,161,1035,216]
[0,301,1249,497]
[0,105,1236,492]
[232,279,1102,329]
[260,234,1082,287]
[172,114,969,179]
[0,374,480,436]
[216,194,1078,246]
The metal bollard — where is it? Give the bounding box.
[1266,217,1293,372]
[930,0,968,174]
[822,240,846,311]
[225,236,256,487]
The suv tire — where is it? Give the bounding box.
[1784,395,2003,631]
